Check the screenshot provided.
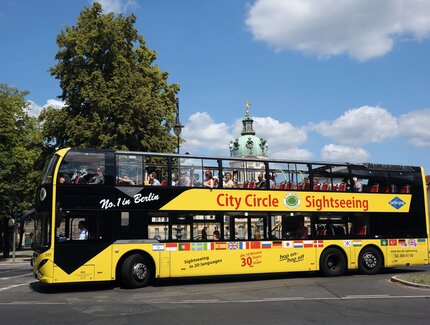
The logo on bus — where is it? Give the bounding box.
[389,197,406,210]
[283,193,300,209]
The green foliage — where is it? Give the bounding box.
[0,84,43,217]
[42,2,180,152]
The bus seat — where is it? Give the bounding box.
[358,225,367,235]
[370,184,379,192]
[248,181,255,189]
[321,183,329,191]
[313,184,321,191]
[285,182,293,190]
[337,183,346,191]
[401,185,410,193]
[160,180,167,186]
[279,183,285,189]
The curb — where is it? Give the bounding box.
[391,276,430,289]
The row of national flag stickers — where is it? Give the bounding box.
[152,238,426,252]
[152,240,322,252]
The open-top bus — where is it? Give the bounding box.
[32,148,429,288]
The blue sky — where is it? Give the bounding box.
[2,0,430,173]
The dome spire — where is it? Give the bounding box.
[241,100,255,136]
[229,101,268,158]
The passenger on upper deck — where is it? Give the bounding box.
[256,173,265,188]
[223,172,235,188]
[353,177,363,192]
[117,174,135,185]
[191,173,202,187]
[148,172,161,186]
[89,167,104,185]
[204,171,214,188]
[178,172,191,186]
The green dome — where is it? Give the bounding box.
[229,103,268,157]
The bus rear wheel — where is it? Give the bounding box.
[320,248,346,276]
[121,254,152,289]
[358,247,383,275]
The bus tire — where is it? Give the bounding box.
[320,247,346,277]
[121,254,152,289]
[358,247,383,275]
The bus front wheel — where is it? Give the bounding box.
[358,247,383,275]
[121,254,152,289]
[320,248,346,276]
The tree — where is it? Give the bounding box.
[41,3,180,152]
[0,84,43,253]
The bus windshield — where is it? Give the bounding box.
[33,211,51,251]
[41,154,59,184]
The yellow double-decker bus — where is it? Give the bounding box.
[32,148,429,288]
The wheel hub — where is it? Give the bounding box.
[363,253,377,268]
[133,262,147,281]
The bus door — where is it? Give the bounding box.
[53,210,114,282]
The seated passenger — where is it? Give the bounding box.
[78,221,89,240]
[192,173,202,187]
[353,177,363,192]
[296,225,308,239]
[178,172,191,186]
[117,174,135,185]
[89,167,104,184]
[256,173,266,188]
[223,172,235,188]
[204,171,214,188]
[148,172,161,186]
[213,230,220,240]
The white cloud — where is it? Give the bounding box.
[398,108,430,147]
[27,99,65,117]
[311,106,398,146]
[271,147,313,160]
[321,144,370,163]
[245,0,430,61]
[181,112,233,155]
[90,0,138,14]
[252,116,310,159]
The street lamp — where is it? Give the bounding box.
[173,98,184,154]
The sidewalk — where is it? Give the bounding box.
[0,248,33,265]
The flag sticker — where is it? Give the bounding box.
[389,239,397,246]
[215,242,227,250]
[192,243,202,251]
[272,241,283,248]
[399,239,407,247]
[293,241,303,248]
[239,242,249,249]
[380,239,388,246]
[408,239,417,247]
[152,243,164,252]
[314,240,324,248]
[166,243,177,251]
[283,241,293,248]
[344,240,352,247]
[303,240,313,248]
[418,239,426,246]
[203,242,214,250]
[353,240,362,247]
[179,243,190,251]
[251,242,261,249]
[262,241,272,249]
[228,242,239,250]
